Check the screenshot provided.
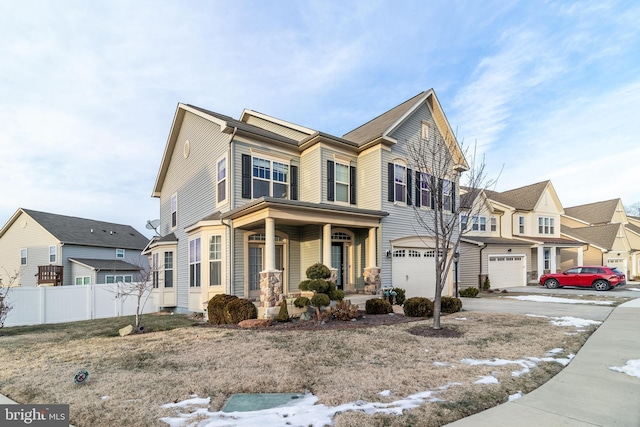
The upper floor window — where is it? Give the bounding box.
[442,179,453,211]
[327,160,356,204]
[20,248,27,265]
[209,235,222,287]
[49,245,56,263]
[242,154,297,200]
[171,193,177,229]
[189,238,201,287]
[335,163,349,203]
[519,216,525,234]
[460,214,469,231]
[116,249,125,259]
[420,172,432,208]
[217,157,227,204]
[164,251,174,288]
[490,217,497,232]
[394,164,406,203]
[538,217,555,235]
[472,216,487,231]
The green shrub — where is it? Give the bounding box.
[298,280,311,291]
[224,298,257,324]
[293,296,310,308]
[276,300,289,322]
[328,300,359,321]
[306,263,331,280]
[403,297,434,317]
[329,289,344,301]
[310,293,330,308]
[482,276,491,291]
[392,287,406,305]
[459,287,479,298]
[207,294,239,325]
[307,279,330,294]
[440,296,463,313]
[365,298,393,314]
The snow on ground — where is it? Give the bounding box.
[160,385,461,427]
[474,375,499,384]
[629,288,640,292]
[505,295,615,305]
[526,314,602,329]
[508,391,524,401]
[460,353,573,377]
[609,360,640,379]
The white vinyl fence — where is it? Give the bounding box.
[3,283,157,327]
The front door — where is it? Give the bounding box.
[331,242,344,290]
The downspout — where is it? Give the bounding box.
[479,243,487,289]
[225,127,237,296]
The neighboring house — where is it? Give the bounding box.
[459,181,583,290]
[561,199,639,278]
[146,89,468,315]
[0,208,150,287]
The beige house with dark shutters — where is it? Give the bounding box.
[146,90,468,315]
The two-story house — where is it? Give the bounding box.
[0,208,150,287]
[146,89,467,316]
[459,181,583,290]
[561,199,640,278]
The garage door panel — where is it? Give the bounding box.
[488,255,525,288]
[392,248,436,298]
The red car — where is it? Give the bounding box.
[539,266,626,291]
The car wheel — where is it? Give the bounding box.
[545,278,560,289]
[593,280,610,291]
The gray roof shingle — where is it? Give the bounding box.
[485,181,550,211]
[561,224,620,250]
[69,258,143,271]
[564,199,620,225]
[22,209,148,250]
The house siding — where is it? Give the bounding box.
[300,145,322,203]
[300,225,322,277]
[459,242,480,290]
[244,116,309,141]
[356,147,382,210]
[62,245,148,286]
[0,212,58,286]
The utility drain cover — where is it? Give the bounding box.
[221,393,305,412]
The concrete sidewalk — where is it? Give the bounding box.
[445,298,640,426]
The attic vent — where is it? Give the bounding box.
[90,229,94,233]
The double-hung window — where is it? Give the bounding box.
[49,246,56,263]
[189,238,201,287]
[209,235,222,286]
[116,249,125,259]
[75,276,90,285]
[460,214,469,231]
[420,172,432,207]
[518,216,525,234]
[490,217,497,232]
[335,163,350,203]
[20,248,27,266]
[171,193,177,228]
[217,158,227,203]
[394,164,406,203]
[538,217,555,234]
[164,251,174,287]
[443,179,452,211]
[472,216,486,231]
[252,157,289,199]
[152,253,159,288]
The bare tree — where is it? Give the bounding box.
[0,268,19,329]
[112,263,156,332]
[407,130,496,329]
[625,202,640,217]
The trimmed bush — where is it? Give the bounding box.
[307,279,330,294]
[392,287,406,305]
[306,263,332,280]
[482,276,491,291]
[293,296,310,308]
[329,289,345,301]
[207,294,239,325]
[403,297,434,317]
[365,298,393,314]
[440,296,463,314]
[298,280,311,291]
[310,293,330,308]
[224,298,258,324]
[459,287,479,298]
[276,300,289,322]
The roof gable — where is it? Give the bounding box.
[16,209,148,250]
[486,181,560,212]
[561,223,621,250]
[564,199,624,225]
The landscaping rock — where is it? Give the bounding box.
[119,325,133,336]
[238,319,273,329]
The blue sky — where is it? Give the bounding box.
[1,0,639,236]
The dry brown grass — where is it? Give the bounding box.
[0,312,595,427]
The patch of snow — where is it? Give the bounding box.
[474,375,499,384]
[461,354,573,377]
[379,390,392,397]
[455,317,467,321]
[609,360,640,379]
[508,391,524,401]
[161,386,461,427]
[101,396,109,400]
[433,361,451,367]
[545,348,563,356]
[526,314,602,329]
[506,295,615,305]
[628,288,640,292]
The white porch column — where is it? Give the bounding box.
[550,246,557,273]
[265,217,276,271]
[537,245,544,280]
[323,224,332,266]
[367,227,377,267]
[578,245,584,266]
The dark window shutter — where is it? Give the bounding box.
[415,173,421,207]
[387,163,394,202]
[327,160,335,201]
[407,169,413,206]
[241,154,251,199]
[349,166,356,205]
[451,182,456,212]
[290,165,298,201]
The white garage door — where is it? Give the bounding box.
[606,258,627,275]
[392,248,436,298]
[488,255,526,288]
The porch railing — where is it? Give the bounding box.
[37,265,63,286]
